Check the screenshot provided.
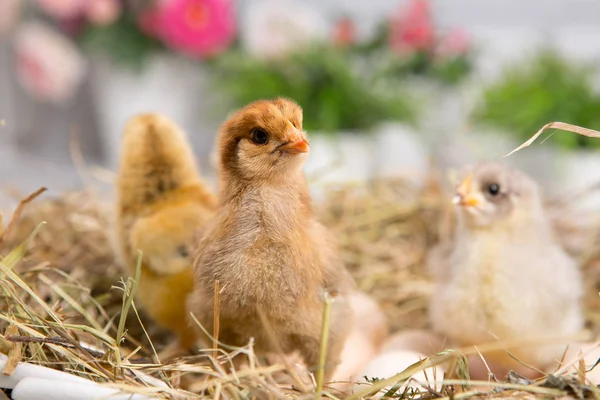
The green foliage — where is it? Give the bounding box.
[374,50,473,86]
[431,54,472,85]
[79,14,164,71]
[474,49,600,149]
[210,47,418,134]
[356,23,474,86]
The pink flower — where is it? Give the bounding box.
[436,28,470,58]
[389,0,435,54]
[0,0,21,35]
[332,17,356,47]
[36,0,87,20]
[14,21,87,104]
[85,0,121,26]
[144,0,236,58]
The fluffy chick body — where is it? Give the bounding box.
[429,162,583,375]
[115,113,217,349]
[189,98,354,380]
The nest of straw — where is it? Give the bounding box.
[2,173,600,399]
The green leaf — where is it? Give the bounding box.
[209,46,418,133]
[79,13,164,72]
[474,48,600,149]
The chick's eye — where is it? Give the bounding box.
[487,183,500,196]
[250,128,269,145]
[177,245,190,258]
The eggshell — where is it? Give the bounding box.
[355,350,445,394]
[381,329,446,355]
[0,355,90,390]
[11,377,154,400]
[330,330,377,392]
[349,291,389,346]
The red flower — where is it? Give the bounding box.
[389,0,435,54]
[332,17,356,47]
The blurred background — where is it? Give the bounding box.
[2,0,600,205]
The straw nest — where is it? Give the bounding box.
[2,172,600,399]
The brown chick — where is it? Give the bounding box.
[189,98,354,381]
[428,161,584,380]
[115,113,218,352]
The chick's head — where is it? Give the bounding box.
[453,162,541,228]
[218,98,309,181]
[129,202,205,275]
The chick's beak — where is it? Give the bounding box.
[278,138,310,154]
[453,193,480,207]
[453,174,480,207]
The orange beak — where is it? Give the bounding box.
[453,174,480,207]
[278,138,310,154]
[453,194,480,207]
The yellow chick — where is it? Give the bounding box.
[114,113,218,352]
[428,162,584,379]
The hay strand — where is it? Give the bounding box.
[0,187,46,246]
[316,291,333,395]
[505,121,600,156]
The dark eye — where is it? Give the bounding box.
[177,245,190,258]
[487,183,500,196]
[250,128,269,145]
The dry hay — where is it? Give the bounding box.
[1,172,600,399]
[318,176,446,333]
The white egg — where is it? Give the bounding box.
[354,350,446,395]
[330,330,377,392]
[349,291,389,346]
[382,329,446,355]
